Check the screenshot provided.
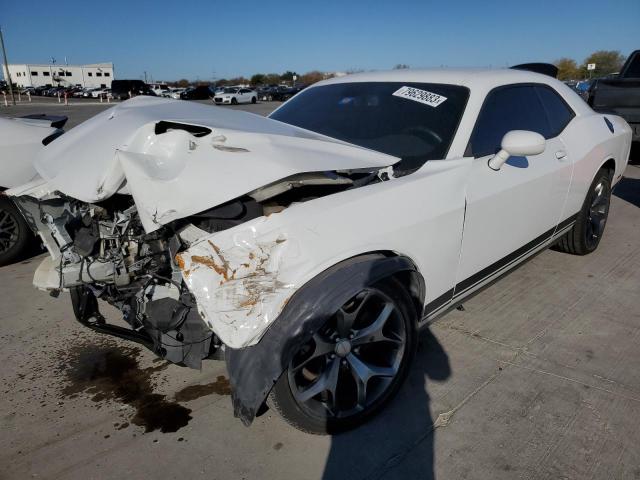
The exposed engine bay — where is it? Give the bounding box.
[12,168,383,368]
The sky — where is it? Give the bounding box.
[1,0,639,82]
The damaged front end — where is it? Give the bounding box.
[7,98,400,401]
[11,164,388,370]
[14,192,220,368]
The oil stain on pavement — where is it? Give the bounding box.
[56,338,230,434]
[174,375,231,401]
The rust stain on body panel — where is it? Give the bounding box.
[173,232,295,346]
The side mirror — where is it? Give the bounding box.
[488,130,546,171]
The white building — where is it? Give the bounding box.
[2,63,115,89]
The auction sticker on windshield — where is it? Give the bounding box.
[392,86,447,107]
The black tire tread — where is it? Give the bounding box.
[267,384,324,435]
[555,168,611,256]
[0,197,32,267]
[268,277,417,435]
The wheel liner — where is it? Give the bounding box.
[224,254,423,425]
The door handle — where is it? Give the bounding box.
[555,150,567,160]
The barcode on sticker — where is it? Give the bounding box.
[392,86,447,107]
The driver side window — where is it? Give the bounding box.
[466,85,550,158]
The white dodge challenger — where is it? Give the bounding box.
[7,67,632,433]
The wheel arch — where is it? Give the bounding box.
[373,250,426,321]
[224,250,425,426]
[599,157,616,179]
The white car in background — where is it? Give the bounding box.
[165,88,185,99]
[6,67,632,434]
[213,87,257,105]
[82,88,100,98]
[90,88,110,98]
[149,83,170,97]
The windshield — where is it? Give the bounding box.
[224,87,239,93]
[270,82,469,171]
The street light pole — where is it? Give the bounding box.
[0,26,16,106]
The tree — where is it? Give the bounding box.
[263,73,281,85]
[176,78,190,88]
[554,58,580,81]
[281,70,298,82]
[393,64,410,70]
[229,76,249,85]
[581,50,626,77]
[250,73,266,85]
[300,70,325,85]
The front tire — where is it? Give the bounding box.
[251,96,257,104]
[231,97,238,105]
[556,168,612,255]
[269,279,417,434]
[0,196,31,267]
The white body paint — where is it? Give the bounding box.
[24,97,395,232]
[0,117,59,188]
[8,69,632,349]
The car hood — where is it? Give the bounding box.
[22,96,397,232]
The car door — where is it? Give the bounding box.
[454,84,574,299]
[240,88,250,103]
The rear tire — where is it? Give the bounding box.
[555,168,612,255]
[269,278,417,434]
[0,197,31,267]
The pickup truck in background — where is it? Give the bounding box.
[588,50,640,142]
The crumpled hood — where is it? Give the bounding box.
[30,96,397,232]
[0,116,65,189]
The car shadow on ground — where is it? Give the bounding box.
[613,176,640,208]
[322,329,451,480]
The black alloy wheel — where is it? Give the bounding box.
[555,168,612,255]
[0,197,32,266]
[269,279,417,434]
[584,174,611,250]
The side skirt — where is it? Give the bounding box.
[421,213,579,322]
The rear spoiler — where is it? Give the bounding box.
[510,63,558,78]
[19,114,68,129]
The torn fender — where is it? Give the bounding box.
[224,254,424,425]
[175,223,296,349]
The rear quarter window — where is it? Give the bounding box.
[534,86,575,137]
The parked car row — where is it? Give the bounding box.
[12,80,308,105]
[176,83,309,104]
[256,84,307,101]
[18,85,112,99]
